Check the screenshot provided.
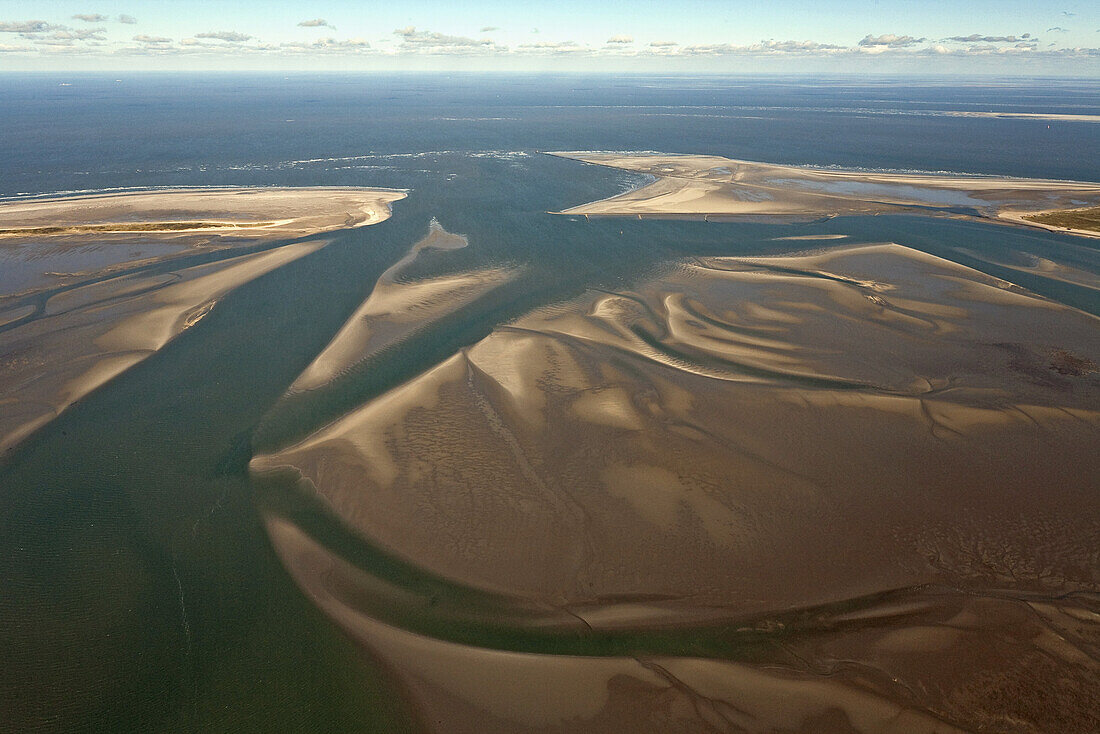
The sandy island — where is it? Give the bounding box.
[0,187,405,455]
[548,151,1100,238]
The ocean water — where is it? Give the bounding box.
[0,73,1098,732]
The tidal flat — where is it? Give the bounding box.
[1,74,1098,734]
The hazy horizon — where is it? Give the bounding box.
[1,0,1097,75]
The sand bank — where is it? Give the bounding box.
[255,243,1099,610]
[0,186,406,237]
[291,219,522,392]
[0,187,406,296]
[548,151,1100,236]
[0,187,404,454]
[254,241,1099,732]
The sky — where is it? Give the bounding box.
[0,0,1097,74]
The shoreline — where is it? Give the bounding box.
[547,151,1100,236]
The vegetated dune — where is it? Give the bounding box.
[253,242,1100,733]
[549,151,1100,237]
[0,187,405,455]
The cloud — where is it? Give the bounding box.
[133,34,171,45]
[298,18,333,29]
[516,40,583,54]
[1047,26,1069,32]
[0,20,59,33]
[72,14,108,23]
[281,37,371,52]
[945,34,1032,43]
[858,33,924,48]
[393,26,497,53]
[607,35,634,44]
[682,39,847,56]
[195,31,252,43]
[51,28,106,41]
[118,14,137,24]
[649,40,678,47]
[480,26,499,32]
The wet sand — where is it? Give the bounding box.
[291,219,522,393]
[253,241,1100,732]
[0,187,406,296]
[0,187,405,454]
[549,151,1100,238]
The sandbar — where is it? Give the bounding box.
[0,187,405,455]
[548,151,1100,237]
[253,240,1100,732]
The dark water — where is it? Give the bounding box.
[1,73,1098,732]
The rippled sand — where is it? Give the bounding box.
[253,241,1099,733]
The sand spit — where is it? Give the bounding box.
[0,187,406,237]
[941,111,1100,123]
[291,218,522,392]
[548,151,1100,237]
[254,242,1099,732]
[0,187,405,455]
[0,187,407,296]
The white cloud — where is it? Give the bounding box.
[0,20,59,33]
[682,39,847,56]
[298,19,333,29]
[195,31,252,43]
[133,34,171,45]
[51,27,106,41]
[649,40,678,47]
[945,34,1032,43]
[281,37,371,52]
[393,26,498,53]
[118,14,137,24]
[480,26,499,32]
[72,14,108,23]
[858,33,924,48]
[607,35,633,44]
[516,40,583,54]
